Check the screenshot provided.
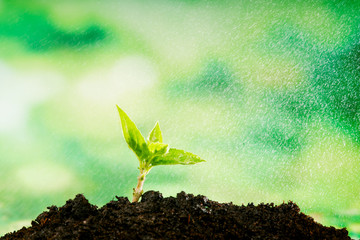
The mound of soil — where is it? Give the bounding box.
[1,191,351,240]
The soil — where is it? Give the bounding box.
[1,191,351,240]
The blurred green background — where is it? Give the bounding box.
[1,0,360,237]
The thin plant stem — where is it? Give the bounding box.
[132,171,147,202]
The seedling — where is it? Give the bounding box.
[116,105,206,202]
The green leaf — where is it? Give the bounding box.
[116,105,149,160]
[148,142,168,155]
[150,148,206,166]
[148,122,163,143]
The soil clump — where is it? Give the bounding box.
[1,191,351,240]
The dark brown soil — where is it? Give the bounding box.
[1,191,351,240]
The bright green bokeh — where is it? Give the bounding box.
[1,0,360,238]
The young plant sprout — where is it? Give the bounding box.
[116,105,206,202]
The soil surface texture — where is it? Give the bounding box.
[1,191,351,240]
